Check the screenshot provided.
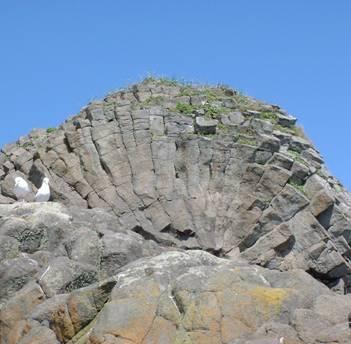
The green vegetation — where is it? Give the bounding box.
[274,124,293,134]
[288,179,306,195]
[287,148,301,159]
[173,101,229,120]
[46,128,57,134]
[260,111,278,123]
[203,103,221,119]
[175,102,195,114]
[142,96,165,106]
[287,149,308,166]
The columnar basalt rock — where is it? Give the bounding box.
[1,78,351,343]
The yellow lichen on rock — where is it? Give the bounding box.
[245,286,291,319]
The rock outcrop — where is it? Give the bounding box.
[1,78,351,343]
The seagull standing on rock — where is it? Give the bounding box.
[35,177,51,202]
[14,176,31,202]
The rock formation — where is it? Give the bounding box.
[0,77,351,343]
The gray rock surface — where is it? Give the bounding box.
[1,78,351,343]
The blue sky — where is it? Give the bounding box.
[0,1,350,189]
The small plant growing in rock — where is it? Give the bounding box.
[203,104,229,120]
[217,123,227,131]
[175,102,195,114]
[46,128,57,134]
[204,103,220,119]
[260,112,278,123]
[287,149,308,166]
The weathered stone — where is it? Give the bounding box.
[0,282,45,342]
[268,152,294,170]
[195,116,218,134]
[290,160,310,184]
[0,255,40,305]
[256,165,291,200]
[244,109,261,117]
[241,223,293,265]
[301,148,324,167]
[271,184,309,221]
[251,118,274,134]
[304,174,330,199]
[289,136,311,153]
[84,251,351,344]
[254,150,273,164]
[221,111,245,126]
[0,235,19,260]
[257,134,280,152]
[149,115,164,136]
[0,79,350,344]
[277,113,297,127]
[38,256,98,297]
[310,189,334,218]
[273,130,292,145]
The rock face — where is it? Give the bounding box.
[1,78,351,343]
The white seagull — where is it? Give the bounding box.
[35,177,51,202]
[14,176,31,202]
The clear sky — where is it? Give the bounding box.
[0,1,350,190]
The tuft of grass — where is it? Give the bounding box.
[174,101,229,119]
[203,89,221,101]
[203,103,220,119]
[175,102,195,114]
[260,111,278,123]
[203,103,229,119]
[46,128,57,134]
